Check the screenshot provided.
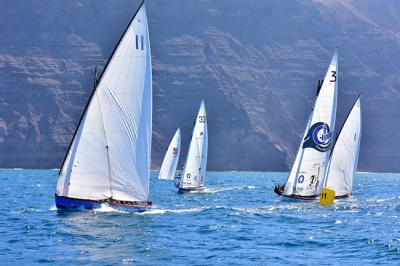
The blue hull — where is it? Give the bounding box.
[55,195,150,212]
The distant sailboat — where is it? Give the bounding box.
[55,1,152,211]
[322,97,362,198]
[178,101,208,193]
[275,52,338,199]
[158,129,181,180]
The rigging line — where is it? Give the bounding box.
[95,90,114,198]
[105,86,147,197]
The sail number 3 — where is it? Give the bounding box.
[330,71,337,82]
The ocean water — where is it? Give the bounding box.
[1,170,400,265]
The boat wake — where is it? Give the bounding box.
[230,203,316,214]
[48,204,130,213]
[189,185,257,194]
[94,204,126,213]
[143,204,314,216]
[141,207,205,215]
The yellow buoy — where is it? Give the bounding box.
[320,187,335,206]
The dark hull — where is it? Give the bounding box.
[177,187,204,194]
[55,195,151,212]
[335,194,352,199]
[274,184,317,200]
[283,194,352,201]
[282,194,318,200]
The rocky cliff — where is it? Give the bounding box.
[0,0,399,172]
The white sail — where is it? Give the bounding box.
[284,52,338,197]
[56,3,152,202]
[158,129,181,180]
[179,101,208,189]
[324,98,362,197]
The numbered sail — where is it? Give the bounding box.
[283,52,338,197]
[323,97,361,197]
[179,101,208,189]
[56,3,152,202]
[158,129,181,180]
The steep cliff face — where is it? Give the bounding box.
[0,0,399,171]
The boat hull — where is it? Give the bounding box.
[335,194,352,199]
[280,194,351,202]
[282,194,318,201]
[55,195,151,212]
[274,184,318,200]
[177,186,204,194]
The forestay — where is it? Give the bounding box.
[56,3,152,202]
[158,129,181,180]
[283,52,338,197]
[179,101,208,189]
[323,97,362,197]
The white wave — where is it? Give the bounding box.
[94,204,129,214]
[365,197,398,203]
[228,201,324,215]
[335,220,342,224]
[231,207,263,214]
[200,187,234,193]
[141,207,205,215]
[48,204,129,213]
[356,171,374,174]
[13,207,44,214]
[191,185,257,194]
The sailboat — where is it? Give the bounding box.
[322,97,362,198]
[178,101,208,193]
[158,128,181,180]
[275,51,338,199]
[55,1,152,212]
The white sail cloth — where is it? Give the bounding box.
[179,101,208,189]
[324,98,362,197]
[284,52,338,197]
[56,4,152,202]
[158,129,181,180]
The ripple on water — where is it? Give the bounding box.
[1,170,400,265]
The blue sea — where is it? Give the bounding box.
[1,170,400,265]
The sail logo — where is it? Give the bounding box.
[302,122,332,152]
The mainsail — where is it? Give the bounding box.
[283,52,338,197]
[323,97,362,197]
[179,101,208,189]
[158,129,181,180]
[56,2,152,202]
